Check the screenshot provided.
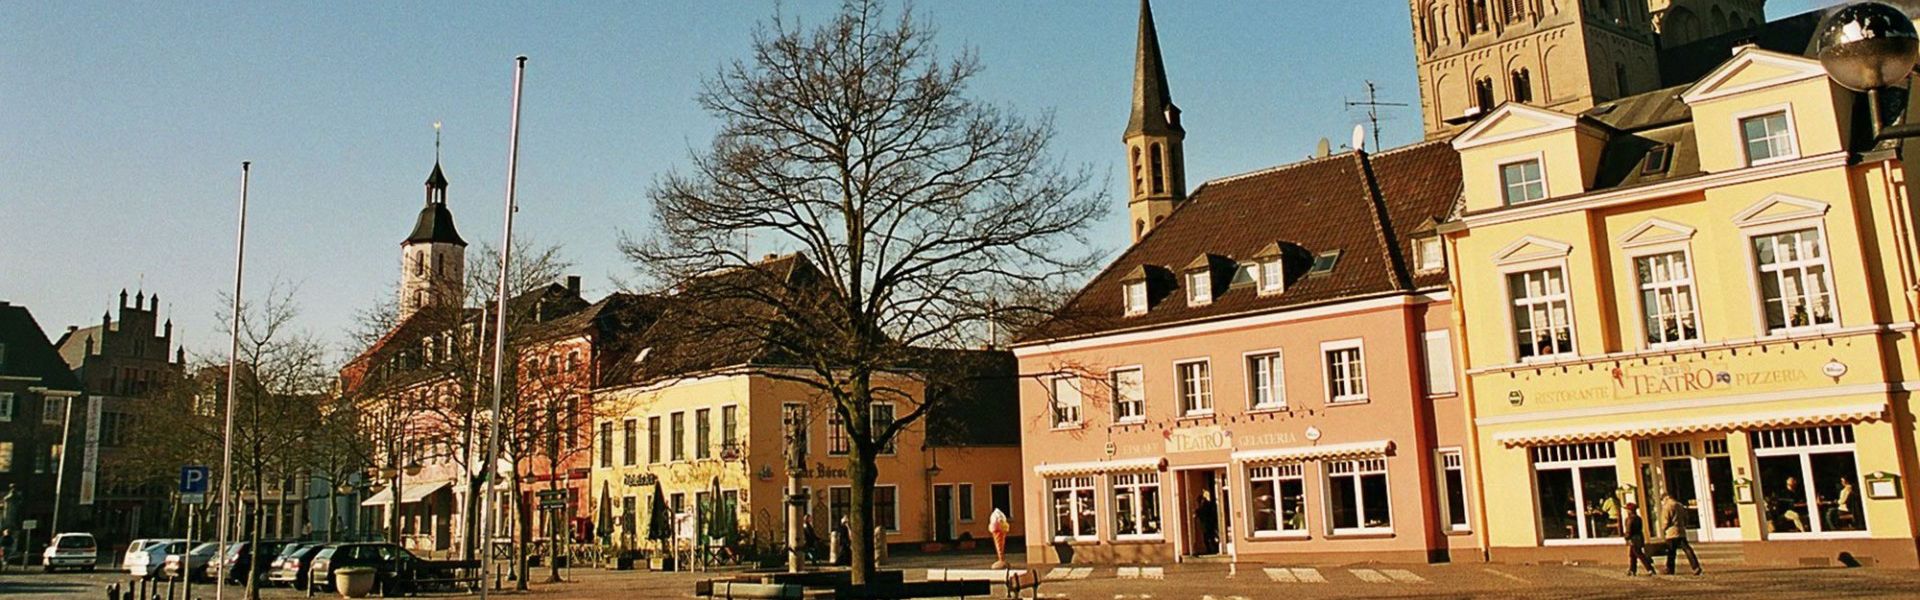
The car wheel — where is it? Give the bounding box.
[83,566,95,572]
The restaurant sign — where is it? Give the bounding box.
[1166,425,1230,454]
[1522,358,1817,405]
[621,472,660,487]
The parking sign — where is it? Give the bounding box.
[180,465,210,504]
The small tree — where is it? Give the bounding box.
[625,0,1103,582]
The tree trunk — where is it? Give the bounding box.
[511,470,529,591]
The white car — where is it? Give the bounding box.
[42,533,98,572]
[124,539,187,578]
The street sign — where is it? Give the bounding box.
[539,497,566,509]
[180,465,211,505]
[537,489,568,500]
[21,519,36,531]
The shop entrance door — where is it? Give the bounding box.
[932,484,955,542]
[1639,437,1740,542]
[1178,468,1231,557]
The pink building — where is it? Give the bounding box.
[1012,4,1471,563]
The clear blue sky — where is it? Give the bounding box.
[0,1,1834,359]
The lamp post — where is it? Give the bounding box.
[1816,2,1920,137]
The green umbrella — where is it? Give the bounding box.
[646,480,672,545]
[704,477,733,545]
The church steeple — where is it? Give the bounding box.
[1123,0,1187,244]
[400,122,467,321]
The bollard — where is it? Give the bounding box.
[105,582,119,600]
[164,577,175,600]
[828,529,842,565]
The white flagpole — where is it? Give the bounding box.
[215,161,250,600]
[480,55,527,599]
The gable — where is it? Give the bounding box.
[1492,235,1573,266]
[1452,103,1582,151]
[1618,218,1697,249]
[1732,193,1829,227]
[1680,48,1826,105]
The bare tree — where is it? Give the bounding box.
[624,0,1104,582]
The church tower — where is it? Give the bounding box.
[1124,0,1186,244]
[399,138,467,321]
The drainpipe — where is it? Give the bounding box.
[1440,230,1493,562]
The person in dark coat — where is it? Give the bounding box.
[1660,494,1702,575]
[1194,490,1219,555]
[833,517,852,566]
[1621,501,1655,576]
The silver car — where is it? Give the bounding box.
[124,539,187,578]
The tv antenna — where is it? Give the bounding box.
[1345,80,1408,151]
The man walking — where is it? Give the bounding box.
[1660,494,1702,575]
[1621,502,1655,576]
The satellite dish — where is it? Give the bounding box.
[1351,124,1367,152]
[1315,138,1331,158]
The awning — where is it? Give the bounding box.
[1033,456,1162,477]
[1231,440,1393,464]
[1492,402,1887,447]
[360,480,453,507]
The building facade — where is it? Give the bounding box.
[1442,46,1920,567]
[0,301,86,556]
[53,290,186,548]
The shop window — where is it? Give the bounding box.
[1246,351,1286,410]
[1050,476,1098,542]
[1740,110,1796,166]
[1532,442,1619,541]
[959,483,975,523]
[1248,463,1307,536]
[1500,158,1546,205]
[1111,472,1162,539]
[1111,368,1145,423]
[1322,340,1368,404]
[1752,228,1836,333]
[1751,426,1865,536]
[1704,439,1741,529]
[1508,267,1576,359]
[1636,251,1702,346]
[1050,377,1082,428]
[1177,360,1213,416]
[1438,449,1470,532]
[1327,458,1390,534]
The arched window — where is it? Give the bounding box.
[1474,77,1496,113]
[1131,146,1144,196]
[1135,219,1146,239]
[414,289,427,308]
[1502,0,1526,24]
[1468,0,1490,33]
[414,251,426,276]
[566,351,580,373]
[1149,143,1166,195]
[1510,68,1533,104]
[547,354,559,377]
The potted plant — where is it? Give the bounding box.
[334,566,377,598]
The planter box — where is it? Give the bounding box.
[649,557,675,571]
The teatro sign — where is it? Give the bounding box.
[1166,425,1229,454]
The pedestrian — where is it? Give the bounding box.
[833,517,851,566]
[1194,490,1219,555]
[0,527,10,572]
[1660,494,1702,575]
[1620,502,1655,576]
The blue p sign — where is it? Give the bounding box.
[180,466,210,494]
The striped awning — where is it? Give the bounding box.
[360,480,452,506]
[1032,456,1162,477]
[1492,402,1887,447]
[1230,440,1393,464]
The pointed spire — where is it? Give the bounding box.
[1126,0,1181,138]
[425,121,449,196]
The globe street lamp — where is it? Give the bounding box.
[1817,2,1920,137]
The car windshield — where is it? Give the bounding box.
[190,542,220,556]
[57,536,94,549]
[164,542,188,554]
[277,543,309,558]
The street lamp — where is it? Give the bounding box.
[1816,2,1920,136]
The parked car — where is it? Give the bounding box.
[42,533,98,572]
[307,543,421,595]
[267,543,326,589]
[218,540,289,584]
[124,539,188,578]
[162,542,221,581]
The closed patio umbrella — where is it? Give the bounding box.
[646,481,672,546]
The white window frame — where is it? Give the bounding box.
[1247,462,1309,538]
[874,484,901,532]
[41,397,63,425]
[1049,476,1099,542]
[1325,458,1392,535]
[1050,376,1083,429]
[1108,366,1146,425]
[1627,245,1704,349]
[1174,358,1213,417]
[1497,154,1548,205]
[1413,236,1445,273]
[1503,262,1579,362]
[1320,339,1368,405]
[870,401,897,455]
[1110,471,1163,541]
[958,482,976,523]
[1123,281,1149,316]
[1243,349,1286,411]
[1735,104,1800,167]
[1750,426,1869,540]
[1436,448,1471,533]
[1422,330,1457,397]
[1742,222,1840,335]
[1258,257,1286,295]
[1531,442,1620,545]
[1186,270,1213,306]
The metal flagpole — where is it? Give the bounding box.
[479,55,527,600]
[215,161,250,600]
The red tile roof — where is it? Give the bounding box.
[1019,141,1460,344]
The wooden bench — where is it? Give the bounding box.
[695,580,804,599]
[833,580,993,599]
[410,559,484,593]
[1005,569,1042,599]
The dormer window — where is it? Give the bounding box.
[1414,236,1444,272]
[1739,110,1796,166]
[1500,158,1546,205]
[1258,258,1285,294]
[1186,270,1212,306]
[1308,250,1341,276]
[1123,281,1148,315]
[1642,144,1672,175]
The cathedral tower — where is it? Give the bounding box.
[399,145,467,321]
[1124,0,1187,244]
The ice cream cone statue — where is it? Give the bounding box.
[989,508,1010,569]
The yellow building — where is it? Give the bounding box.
[1442,46,1920,567]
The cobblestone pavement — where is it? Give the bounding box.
[4,555,1919,599]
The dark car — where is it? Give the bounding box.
[268,543,328,589]
[307,543,421,595]
[219,540,289,584]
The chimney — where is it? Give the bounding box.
[565,275,581,297]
